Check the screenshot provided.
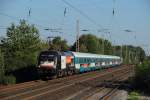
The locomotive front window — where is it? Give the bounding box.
[40,55,55,61]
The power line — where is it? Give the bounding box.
[0,12,49,29]
[61,0,104,29]
[0,12,20,21]
[0,27,7,30]
[0,11,74,38]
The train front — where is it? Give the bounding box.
[37,51,60,76]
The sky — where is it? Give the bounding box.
[0,0,150,55]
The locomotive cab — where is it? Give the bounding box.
[37,50,76,78]
[37,51,61,75]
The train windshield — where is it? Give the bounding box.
[39,51,56,62]
[40,54,55,61]
[38,51,58,68]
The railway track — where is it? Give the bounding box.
[99,77,129,100]
[88,71,131,100]
[65,67,132,100]
[84,68,133,100]
[0,65,124,92]
[0,65,133,100]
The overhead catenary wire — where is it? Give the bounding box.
[61,0,109,51]
[0,26,8,29]
[61,0,104,30]
[0,12,49,30]
[1,17,71,42]
[0,12,20,21]
[0,0,50,29]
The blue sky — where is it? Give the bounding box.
[0,0,150,55]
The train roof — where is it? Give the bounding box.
[39,50,121,59]
[39,50,74,56]
[61,51,74,56]
[71,52,121,59]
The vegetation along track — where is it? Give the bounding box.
[0,65,133,100]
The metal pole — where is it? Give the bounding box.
[103,39,105,54]
[121,45,123,58]
[113,40,115,55]
[126,45,128,63]
[129,51,131,64]
[76,20,80,52]
[101,34,105,54]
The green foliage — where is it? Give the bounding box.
[71,34,113,54]
[103,40,113,55]
[135,60,150,91]
[80,44,88,52]
[0,48,4,67]
[70,34,145,64]
[40,40,49,50]
[0,48,5,84]
[48,36,69,51]
[128,91,139,100]
[114,45,146,64]
[0,71,5,84]
[3,75,16,85]
[1,20,41,71]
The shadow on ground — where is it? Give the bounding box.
[11,66,40,83]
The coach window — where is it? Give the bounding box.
[78,58,80,63]
[84,58,86,63]
[79,58,82,63]
[77,58,79,63]
[86,58,88,63]
[86,58,88,62]
[82,58,84,63]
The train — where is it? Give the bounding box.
[37,50,122,78]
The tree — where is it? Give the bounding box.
[79,44,88,52]
[1,20,41,71]
[71,34,113,54]
[0,48,4,70]
[49,36,69,51]
[0,48,5,83]
[39,40,49,51]
[103,40,113,55]
[71,34,99,53]
[136,46,145,62]
[114,45,146,64]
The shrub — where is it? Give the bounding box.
[3,75,16,85]
[128,91,139,100]
[135,60,150,91]
[0,71,5,84]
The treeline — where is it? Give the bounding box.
[0,20,146,85]
[71,34,145,64]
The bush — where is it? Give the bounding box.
[128,91,139,100]
[135,60,150,91]
[3,75,16,85]
[0,71,5,84]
